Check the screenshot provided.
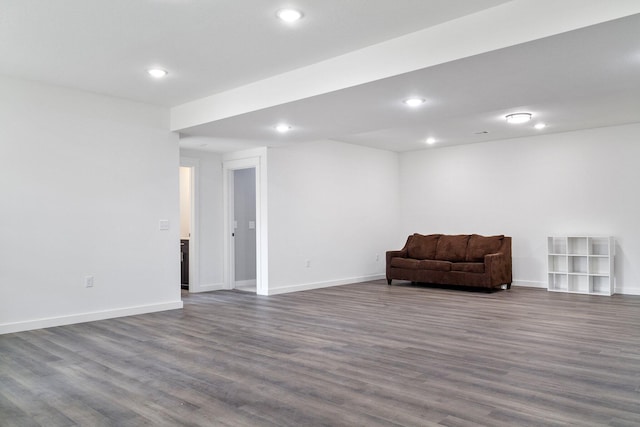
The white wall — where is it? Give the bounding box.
[0,75,182,334]
[267,139,399,294]
[180,149,224,291]
[398,123,640,294]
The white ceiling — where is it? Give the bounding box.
[2,1,639,153]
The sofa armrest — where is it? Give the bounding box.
[485,252,512,285]
[386,249,407,264]
[386,249,407,282]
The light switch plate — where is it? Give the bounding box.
[249,221,256,229]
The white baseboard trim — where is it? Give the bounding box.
[189,282,225,293]
[0,300,184,335]
[615,287,640,295]
[267,274,385,296]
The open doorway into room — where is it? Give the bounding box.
[179,166,192,290]
[179,158,199,293]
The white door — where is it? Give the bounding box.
[233,168,256,292]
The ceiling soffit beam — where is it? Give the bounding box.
[170,0,640,132]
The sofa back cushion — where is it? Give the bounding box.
[406,233,441,260]
[466,234,505,262]
[435,235,470,262]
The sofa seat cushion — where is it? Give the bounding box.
[390,257,420,269]
[451,262,485,274]
[435,235,470,262]
[466,234,504,262]
[390,258,452,271]
[418,259,452,271]
[406,233,441,260]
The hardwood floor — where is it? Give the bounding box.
[2,281,640,426]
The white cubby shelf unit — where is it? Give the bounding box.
[547,236,615,296]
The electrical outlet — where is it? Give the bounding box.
[85,276,94,288]
[305,260,311,268]
[376,254,380,262]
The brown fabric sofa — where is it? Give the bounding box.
[386,234,512,290]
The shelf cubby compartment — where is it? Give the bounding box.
[568,256,588,274]
[548,237,567,255]
[589,257,610,275]
[589,237,610,256]
[548,273,568,292]
[568,275,589,293]
[567,237,588,255]
[548,255,568,273]
[591,276,613,296]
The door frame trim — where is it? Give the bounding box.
[223,149,268,295]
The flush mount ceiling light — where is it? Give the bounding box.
[505,112,532,124]
[426,137,436,145]
[147,68,168,78]
[275,123,292,133]
[403,97,426,107]
[534,123,547,130]
[277,9,303,22]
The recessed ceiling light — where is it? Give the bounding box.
[403,97,426,107]
[534,123,547,130]
[147,68,168,78]
[426,137,436,145]
[505,112,532,124]
[275,124,292,133]
[277,9,303,22]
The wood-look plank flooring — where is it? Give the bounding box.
[2,281,640,426]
